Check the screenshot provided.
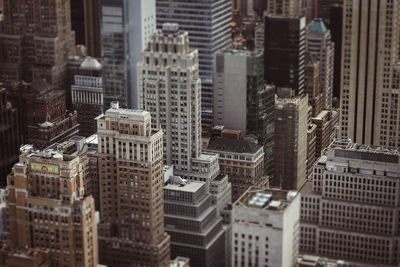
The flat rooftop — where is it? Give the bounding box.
[164,181,205,193]
[105,108,150,118]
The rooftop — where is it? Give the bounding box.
[80,56,102,70]
[309,18,328,34]
[234,187,297,211]
[329,139,400,158]
[206,137,262,154]
[164,180,205,193]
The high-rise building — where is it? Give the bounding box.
[214,49,275,176]
[0,0,75,90]
[304,53,323,117]
[156,0,232,125]
[0,85,19,186]
[300,139,400,266]
[264,15,306,96]
[311,110,337,158]
[71,0,85,46]
[71,57,103,137]
[339,0,400,148]
[84,0,101,58]
[8,81,79,149]
[96,102,170,267]
[205,138,266,201]
[100,0,155,108]
[138,24,224,188]
[265,0,306,16]
[306,18,334,109]
[231,187,300,267]
[164,177,226,267]
[6,144,98,267]
[330,3,343,104]
[305,0,318,22]
[317,0,342,25]
[273,95,308,190]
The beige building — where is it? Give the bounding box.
[6,143,98,267]
[339,0,400,148]
[273,95,308,190]
[266,0,306,16]
[300,139,400,266]
[96,102,170,266]
[206,138,266,201]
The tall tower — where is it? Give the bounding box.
[306,18,334,109]
[6,144,98,266]
[156,0,232,126]
[96,102,170,267]
[100,0,155,109]
[339,0,400,147]
[264,15,306,96]
[0,85,19,186]
[273,95,308,190]
[0,0,76,90]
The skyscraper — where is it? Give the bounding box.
[156,0,232,125]
[306,18,334,109]
[71,56,103,137]
[317,0,342,25]
[84,0,101,58]
[273,94,308,190]
[0,0,75,90]
[339,0,400,148]
[100,0,155,108]
[330,3,343,103]
[264,15,306,96]
[0,85,19,186]
[213,49,275,176]
[300,139,400,265]
[96,102,170,267]
[6,144,98,266]
[265,0,306,16]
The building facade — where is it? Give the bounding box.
[300,139,400,266]
[273,95,308,190]
[100,0,155,108]
[231,187,300,267]
[304,53,323,117]
[0,0,75,90]
[96,103,170,266]
[0,86,19,186]
[339,0,400,148]
[156,0,232,125]
[164,178,226,267]
[206,138,266,202]
[306,18,334,109]
[214,49,275,176]
[6,144,98,266]
[264,15,306,96]
[71,57,103,137]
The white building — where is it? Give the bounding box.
[100,0,156,108]
[231,187,300,267]
[300,139,400,266]
[306,18,334,109]
[138,23,229,192]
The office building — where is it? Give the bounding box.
[0,190,6,241]
[311,110,337,158]
[96,102,170,266]
[265,0,306,16]
[306,18,334,109]
[71,0,85,46]
[0,246,51,267]
[0,0,75,91]
[274,95,308,190]
[164,177,226,267]
[317,0,342,25]
[307,123,317,177]
[339,0,400,147]
[6,144,98,266]
[304,53,323,117]
[84,0,101,58]
[330,3,343,103]
[214,49,275,176]
[264,15,306,96]
[8,81,79,149]
[156,0,232,125]
[300,139,400,266]
[231,187,300,267]
[138,24,226,195]
[100,0,155,108]
[206,137,266,202]
[71,56,103,137]
[305,0,318,22]
[0,86,20,186]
